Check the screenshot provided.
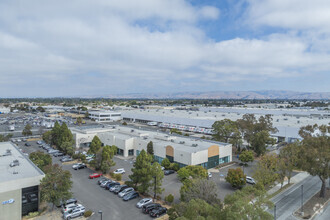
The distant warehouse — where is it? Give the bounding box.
[0,142,45,220]
[88,111,122,122]
[71,126,232,169]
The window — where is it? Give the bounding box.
[154,155,164,164]
[128,149,134,156]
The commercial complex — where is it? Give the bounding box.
[71,126,232,169]
[0,142,45,220]
[88,111,122,122]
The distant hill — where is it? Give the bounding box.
[94,90,330,100]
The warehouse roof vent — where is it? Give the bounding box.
[179,141,185,144]
[170,139,175,142]
[191,144,198,147]
[1,149,12,157]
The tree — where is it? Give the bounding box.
[42,130,52,144]
[29,151,52,172]
[129,149,153,194]
[150,162,164,200]
[100,145,116,174]
[40,164,73,209]
[161,157,171,169]
[239,150,254,165]
[88,136,102,155]
[181,179,220,205]
[59,123,74,147]
[0,134,13,142]
[237,114,257,145]
[36,106,45,112]
[76,117,83,125]
[147,141,154,155]
[299,134,330,198]
[222,185,273,220]
[177,165,208,182]
[225,168,246,188]
[22,124,32,136]
[279,143,299,184]
[250,130,275,156]
[165,194,174,205]
[253,153,279,187]
[212,119,241,144]
[51,121,61,146]
[60,141,74,156]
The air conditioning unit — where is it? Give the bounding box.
[131,129,134,132]
[179,141,185,144]
[192,144,198,147]
[171,139,175,142]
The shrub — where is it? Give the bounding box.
[27,212,39,218]
[114,173,122,181]
[72,153,80,159]
[122,121,127,125]
[109,172,114,178]
[84,210,93,217]
[165,194,174,205]
[170,163,180,171]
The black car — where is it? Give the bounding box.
[142,203,161,214]
[105,181,120,190]
[123,191,139,201]
[98,178,109,185]
[164,170,175,175]
[72,163,87,170]
[114,185,129,194]
[150,207,167,218]
[25,143,31,147]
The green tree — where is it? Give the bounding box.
[212,119,241,144]
[161,157,171,169]
[0,134,13,142]
[36,106,45,112]
[60,123,74,147]
[29,151,52,173]
[279,143,299,184]
[147,141,154,155]
[51,121,61,146]
[253,153,279,187]
[299,133,330,198]
[225,168,246,188]
[60,141,74,156]
[40,164,73,209]
[237,114,257,145]
[129,149,153,194]
[250,130,276,156]
[177,165,208,182]
[181,178,220,205]
[150,162,164,200]
[165,194,174,205]
[88,136,102,155]
[22,124,32,136]
[222,185,273,220]
[42,130,52,144]
[76,117,83,125]
[239,150,254,166]
[100,145,116,174]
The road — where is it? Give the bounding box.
[270,175,322,220]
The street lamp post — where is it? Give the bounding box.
[153,176,157,202]
[98,210,103,220]
[301,185,304,216]
[274,204,276,220]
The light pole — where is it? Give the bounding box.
[153,176,157,202]
[274,204,276,220]
[98,210,103,220]
[301,185,304,216]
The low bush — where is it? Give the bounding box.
[165,194,174,205]
[114,173,122,181]
[26,211,39,218]
[84,210,93,217]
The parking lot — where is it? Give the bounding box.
[15,140,165,219]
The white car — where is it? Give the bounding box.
[63,205,85,220]
[118,187,134,198]
[114,168,125,174]
[246,176,256,185]
[208,172,212,178]
[136,198,153,208]
[62,203,79,213]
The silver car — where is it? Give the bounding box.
[63,205,85,220]
[118,187,134,198]
[136,198,153,208]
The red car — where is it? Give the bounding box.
[89,173,102,179]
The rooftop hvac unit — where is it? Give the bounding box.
[192,144,198,147]
[131,129,134,132]
[143,136,148,140]
[2,149,12,157]
[179,141,185,144]
[171,139,175,142]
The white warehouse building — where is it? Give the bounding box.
[88,111,122,122]
[71,126,232,169]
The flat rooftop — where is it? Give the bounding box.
[0,142,44,185]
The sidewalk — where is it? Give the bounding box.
[267,172,310,196]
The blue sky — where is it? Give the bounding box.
[0,0,329,97]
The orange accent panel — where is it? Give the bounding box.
[208,145,219,158]
[166,145,174,157]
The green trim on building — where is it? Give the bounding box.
[207,155,219,169]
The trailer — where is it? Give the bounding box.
[147,121,158,126]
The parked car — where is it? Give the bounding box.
[72,163,86,170]
[246,176,256,185]
[142,203,161,214]
[97,178,109,185]
[109,184,121,192]
[63,205,85,220]
[100,180,112,188]
[114,185,129,194]
[25,142,31,146]
[136,198,153,208]
[89,173,102,179]
[105,181,120,190]
[48,149,59,154]
[150,207,167,218]
[114,168,125,174]
[208,172,212,178]
[61,157,73,162]
[118,187,134,198]
[37,140,42,145]
[56,198,77,208]
[54,151,65,157]
[123,191,139,201]
[10,160,19,167]
[164,170,175,175]
[63,204,84,215]
[62,203,79,213]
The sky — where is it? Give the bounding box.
[0,0,330,97]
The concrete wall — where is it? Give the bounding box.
[0,189,21,220]
[219,144,232,161]
[191,149,208,165]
